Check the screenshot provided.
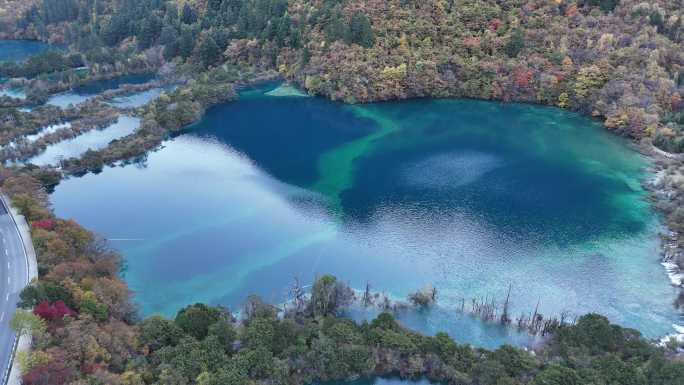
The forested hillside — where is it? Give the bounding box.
[3,0,684,152]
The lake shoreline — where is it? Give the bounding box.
[637,141,684,343]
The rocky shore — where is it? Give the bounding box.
[641,142,684,334]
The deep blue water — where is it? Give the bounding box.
[50,83,679,348]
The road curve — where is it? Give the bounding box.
[0,197,30,385]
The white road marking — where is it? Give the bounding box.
[0,313,4,322]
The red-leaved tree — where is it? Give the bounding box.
[31,219,55,231]
[514,68,534,89]
[488,18,502,31]
[33,300,76,320]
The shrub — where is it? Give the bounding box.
[175,303,225,340]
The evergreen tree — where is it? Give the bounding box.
[275,16,290,47]
[163,41,180,61]
[300,46,311,64]
[160,25,179,46]
[137,14,162,50]
[198,34,221,67]
[649,11,665,32]
[207,0,224,12]
[587,0,619,13]
[504,29,525,58]
[349,12,374,48]
[325,12,349,42]
[101,12,129,46]
[42,0,79,24]
[160,25,180,60]
[211,28,231,51]
[181,3,198,25]
[179,26,196,58]
[165,2,178,23]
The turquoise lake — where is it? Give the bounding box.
[50,82,680,348]
[0,40,54,62]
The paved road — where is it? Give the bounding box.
[0,199,29,385]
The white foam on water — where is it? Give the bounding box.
[661,261,683,286]
[658,324,684,347]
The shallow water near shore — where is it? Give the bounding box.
[0,87,26,99]
[106,87,170,108]
[51,82,679,347]
[27,116,139,165]
[46,74,156,108]
[24,122,72,142]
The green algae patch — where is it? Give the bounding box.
[311,106,400,213]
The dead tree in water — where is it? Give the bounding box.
[529,299,541,334]
[362,282,372,307]
[500,284,512,326]
[288,277,306,314]
[516,312,528,331]
[465,289,572,336]
[471,295,498,322]
[381,293,391,311]
[540,311,571,336]
[512,300,571,335]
